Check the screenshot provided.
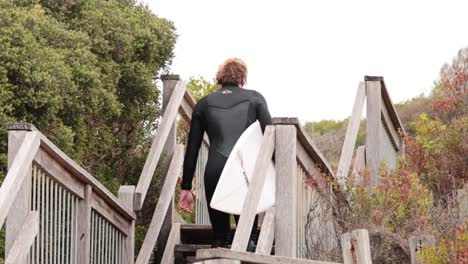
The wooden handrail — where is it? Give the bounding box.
[38,131,136,220]
[5,211,39,264]
[336,82,366,183]
[0,131,40,229]
[134,80,187,210]
[135,144,185,264]
[231,126,276,251]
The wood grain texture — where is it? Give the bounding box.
[337,82,366,184]
[365,80,382,186]
[135,144,185,264]
[78,184,92,264]
[5,211,39,264]
[196,248,342,264]
[274,125,297,257]
[34,148,85,198]
[380,98,401,150]
[91,191,131,236]
[39,133,135,220]
[161,223,181,264]
[119,185,136,264]
[1,132,40,229]
[231,126,275,252]
[255,206,275,255]
[134,80,186,210]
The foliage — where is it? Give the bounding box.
[186,76,219,101]
[0,0,176,190]
[0,0,176,258]
[329,47,467,263]
[418,222,468,264]
[304,119,365,167]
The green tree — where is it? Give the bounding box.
[0,0,176,256]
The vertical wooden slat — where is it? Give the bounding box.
[41,171,45,263]
[61,188,65,264]
[90,211,94,264]
[32,166,37,264]
[274,125,297,257]
[46,176,50,263]
[52,181,56,264]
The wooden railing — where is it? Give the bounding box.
[2,74,387,264]
[337,76,405,186]
[3,123,136,263]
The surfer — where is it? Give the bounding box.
[178,58,272,251]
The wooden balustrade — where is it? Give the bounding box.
[3,124,135,264]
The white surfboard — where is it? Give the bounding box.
[210,121,276,215]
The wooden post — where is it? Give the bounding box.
[341,229,372,264]
[78,184,92,264]
[365,80,382,186]
[5,123,34,262]
[119,185,136,263]
[153,74,179,263]
[409,235,435,264]
[274,125,297,257]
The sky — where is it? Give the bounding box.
[142,0,467,122]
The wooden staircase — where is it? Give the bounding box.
[0,75,406,263]
[172,225,267,264]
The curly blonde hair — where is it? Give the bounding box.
[216,58,248,87]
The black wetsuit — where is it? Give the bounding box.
[181,83,272,239]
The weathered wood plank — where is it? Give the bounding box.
[39,134,136,220]
[341,229,372,264]
[337,82,366,184]
[196,248,341,264]
[231,126,275,252]
[78,184,92,264]
[255,206,275,255]
[274,125,297,257]
[161,223,181,264]
[135,144,185,264]
[91,191,130,236]
[119,185,136,264]
[134,81,186,210]
[5,211,39,264]
[34,148,85,199]
[365,80,382,186]
[1,132,40,229]
[380,98,401,150]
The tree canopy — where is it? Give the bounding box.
[0,0,177,193]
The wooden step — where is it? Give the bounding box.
[180,224,261,244]
[174,244,212,264]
